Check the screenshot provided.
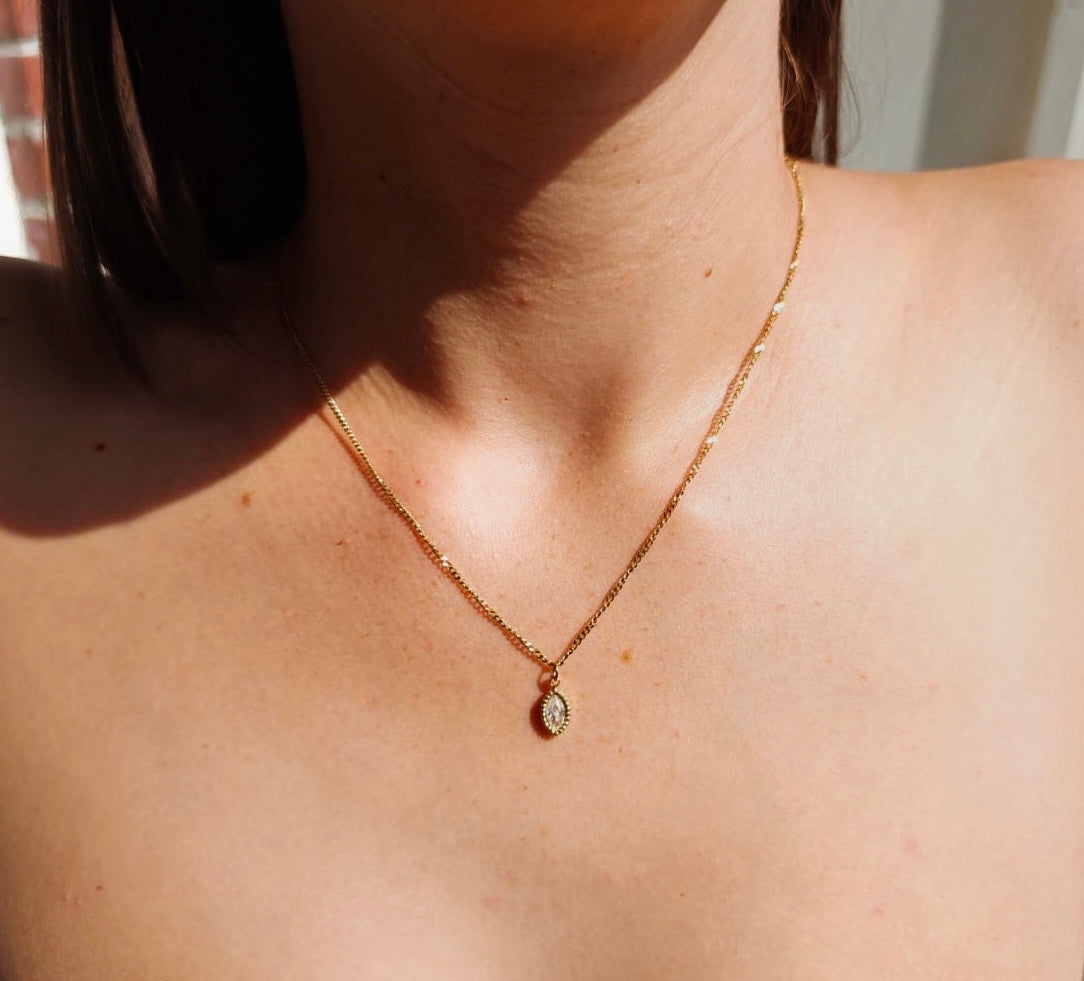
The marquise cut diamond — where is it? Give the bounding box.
[541,690,569,735]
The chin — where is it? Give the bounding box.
[389,0,725,56]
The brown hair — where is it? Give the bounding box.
[39,0,843,376]
[780,0,844,163]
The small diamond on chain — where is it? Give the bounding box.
[541,689,570,736]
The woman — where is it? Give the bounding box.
[1,0,1082,976]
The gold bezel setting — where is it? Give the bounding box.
[540,689,570,736]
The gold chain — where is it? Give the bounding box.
[275,157,805,733]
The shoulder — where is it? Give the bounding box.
[801,157,1084,564]
[0,256,146,537]
[807,155,1084,285]
[905,157,1084,304]
[0,254,315,674]
[931,155,1084,238]
[806,156,1084,391]
[0,255,293,538]
[906,158,1082,320]
[913,159,1084,410]
[895,158,1084,436]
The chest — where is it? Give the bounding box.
[2,368,1083,980]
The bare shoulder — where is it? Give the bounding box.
[904,157,1083,326]
[947,155,1084,248]
[799,157,1084,622]
[0,256,152,540]
[0,255,299,540]
[902,157,1084,449]
[811,155,1084,283]
[0,254,323,737]
[927,159,1082,477]
[0,255,119,529]
[926,157,1084,429]
[808,155,1084,437]
[956,157,1084,595]
[915,156,1084,306]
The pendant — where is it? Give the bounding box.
[540,687,570,736]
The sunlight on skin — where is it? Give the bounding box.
[275,0,791,462]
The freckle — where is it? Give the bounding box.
[617,745,624,754]
[704,267,714,278]
[858,671,868,682]
[95,884,103,892]
[240,492,252,507]
[538,827,548,837]
[94,441,107,452]
[620,649,633,664]
[377,172,387,183]
[679,891,687,898]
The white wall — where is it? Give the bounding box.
[1029,0,1084,157]
[840,0,946,171]
[0,129,27,258]
[841,0,1084,170]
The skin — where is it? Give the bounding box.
[1,0,1083,977]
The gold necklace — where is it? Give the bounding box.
[275,157,806,738]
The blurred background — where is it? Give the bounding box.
[0,0,1081,262]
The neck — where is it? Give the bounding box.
[274,0,798,458]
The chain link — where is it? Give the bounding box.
[276,158,806,678]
